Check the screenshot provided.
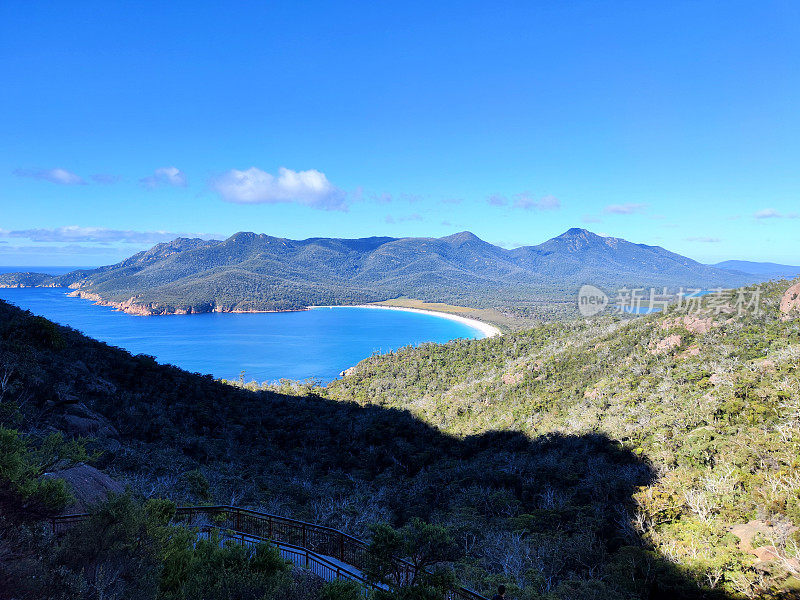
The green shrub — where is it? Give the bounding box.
[0,427,78,513]
[319,579,364,600]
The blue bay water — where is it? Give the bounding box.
[0,287,484,383]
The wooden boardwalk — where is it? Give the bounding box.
[53,504,487,600]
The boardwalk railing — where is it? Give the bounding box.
[197,527,374,597]
[52,504,487,600]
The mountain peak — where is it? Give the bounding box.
[228,231,261,241]
[542,228,611,252]
[558,228,601,239]
[441,231,483,244]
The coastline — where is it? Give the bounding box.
[21,288,503,337]
[66,289,312,316]
[310,304,502,338]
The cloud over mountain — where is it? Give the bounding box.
[140,167,187,188]
[488,193,560,210]
[0,226,222,244]
[385,214,423,224]
[684,236,721,243]
[604,203,647,215]
[513,193,560,211]
[212,167,346,211]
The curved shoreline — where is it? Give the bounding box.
[34,288,504,338]
[310,304,502,338]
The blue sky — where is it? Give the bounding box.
[1,1,798,266]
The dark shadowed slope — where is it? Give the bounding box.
[0,297,742,599]
[325,278,800,598]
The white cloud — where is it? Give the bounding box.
[0,226,223,244]
[513,193,561,211]
[684,236,721,243]
[534,195,561,210]
[487,194,508,207]
[582,215,602,224]
[754,208,799,219]
[140,166,188,188]
[13,167,86,185]
[513,194,538,210]
[604,203,647,215]
[385,214,423,224]
[212,167,346,211]
[0,244,125,256]
[489,193,560,210]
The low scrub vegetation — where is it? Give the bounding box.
[1,279,799,598]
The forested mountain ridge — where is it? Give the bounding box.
[0,229,757,316]
[2,279,800,597]
[714,260,800,280]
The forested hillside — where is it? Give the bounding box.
[0,229,756,316]
[0,298,661,599]
[2,279,800,598]
[320,279,800,598]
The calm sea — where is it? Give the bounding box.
[0,287,485,383]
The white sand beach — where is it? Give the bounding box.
[310,304,502,338]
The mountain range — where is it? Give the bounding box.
[712,259,800,279]
[0,228,769,314]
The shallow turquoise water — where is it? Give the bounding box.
[0,287,484,383]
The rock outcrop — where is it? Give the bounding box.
[650,334,682,355]
[660,315,718,334]
[730,520,800,571]
[45,464,124,513]
[780,281,800,318]
[67,290,167,316]
[55,403,119,440]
